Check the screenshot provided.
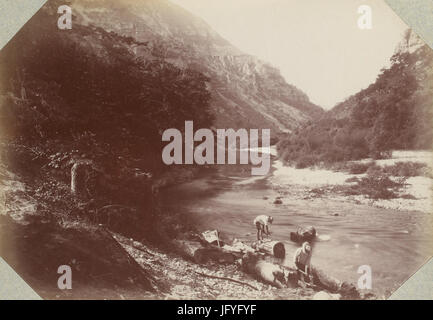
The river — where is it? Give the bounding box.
[161,149,433,298]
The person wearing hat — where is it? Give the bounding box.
[293,241,313,282]
[253,215,273,241]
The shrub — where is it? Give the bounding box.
[345,161,375,174]
[345,173,406,199]
[345,176,359,183]
[365,161,431,178]
[295,155,316,169]
[382,162,430,177]
[371,150,392,160]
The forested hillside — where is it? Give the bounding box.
[0,0,323,243]
[278,29,433,168]
[0,0,215,239]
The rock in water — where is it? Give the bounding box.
[273,198,283,204]
[290,226,316,243]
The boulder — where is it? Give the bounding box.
[290,226,317,243]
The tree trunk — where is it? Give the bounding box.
[241,252,287,288]
[173,240,236,264]
[252,240,286,259]
[71,161,92,199]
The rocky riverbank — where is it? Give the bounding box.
[271,150,433,214]
[0,164,359,300]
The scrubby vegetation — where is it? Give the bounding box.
[323,161,430,200]
[339,174,407,200]
[339,161,431,177]
[343,162,376,174]
[366,161,431,178]
[330,161,431,200]
[278,31,433,168]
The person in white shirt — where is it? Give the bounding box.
[253,215,273,240]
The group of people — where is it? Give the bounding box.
[253,214,313,282]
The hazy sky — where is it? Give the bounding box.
[171,0,409,109]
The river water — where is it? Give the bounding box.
[161,150,433,297]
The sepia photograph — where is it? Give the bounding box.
[0,0,432,301]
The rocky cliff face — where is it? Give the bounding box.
[394,29,426,55]
[71,0,323,133]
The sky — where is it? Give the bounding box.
[171,0,409,109]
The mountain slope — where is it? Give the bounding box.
[0,0,324,245]
[328,29,430,121]
[72,0,323,133]
[278,29,433,166]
